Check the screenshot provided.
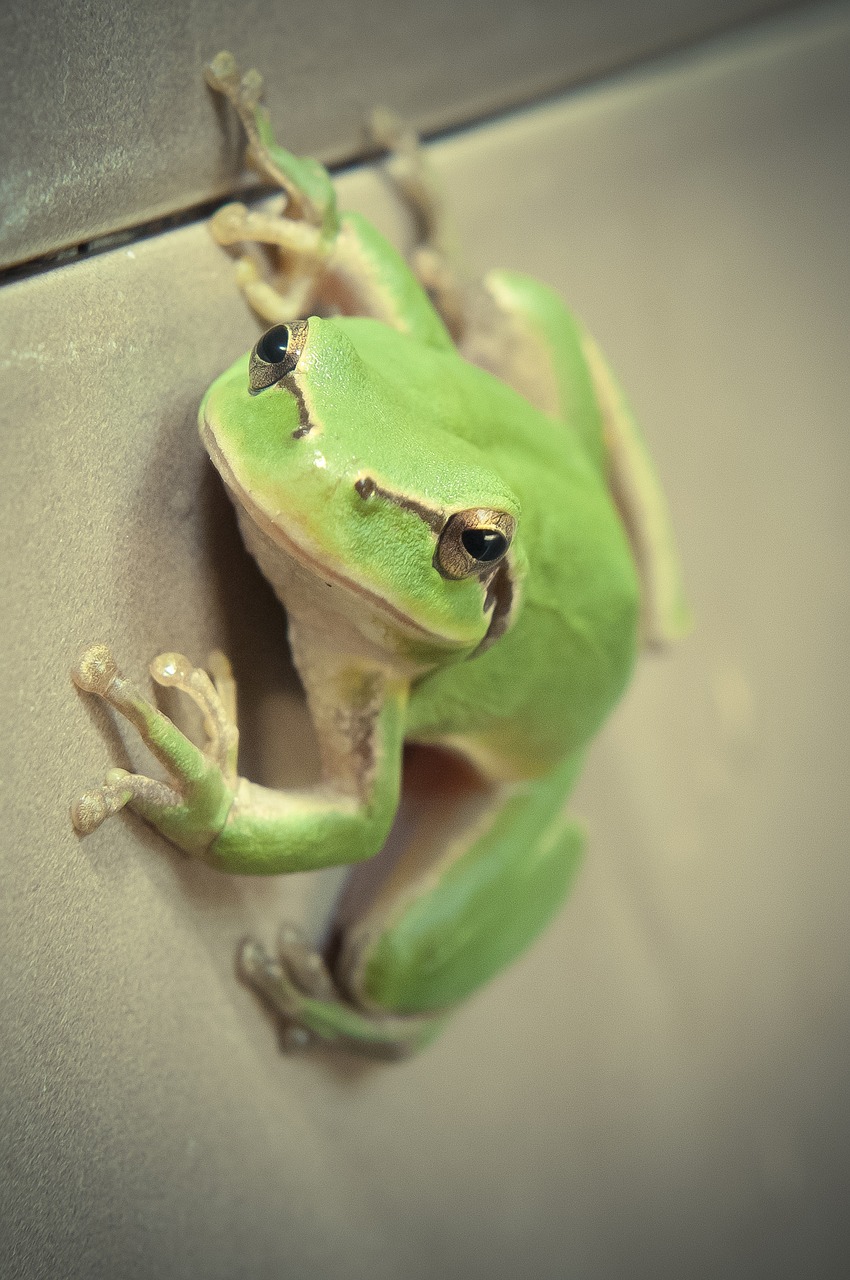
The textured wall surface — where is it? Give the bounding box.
[2,4,849,1278]
[0,0,814,268]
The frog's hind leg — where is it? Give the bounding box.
[368,109,466,339]
[240,752,585,1059]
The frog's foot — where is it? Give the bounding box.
[209,202,323,258]
[209,202,323,323]
[205,51,291,200]
[205,53,284,205]
[239,929,441,1060]
[71,644,236,854]
[367,107,465,338]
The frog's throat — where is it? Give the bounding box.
[200,421,477,655]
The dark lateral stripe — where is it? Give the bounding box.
[354,474,445,532]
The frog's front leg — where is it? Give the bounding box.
[239,755,585,1059]
[72,644,407,877]
[205,52,453,350]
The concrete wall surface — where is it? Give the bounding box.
[1,4,849,1278]
[0,0,813,269]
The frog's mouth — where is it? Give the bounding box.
[201,422,491,657]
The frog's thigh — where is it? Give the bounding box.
[344,780,585,1016]
[578,329,692,647]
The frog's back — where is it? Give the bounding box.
[337,322,642,780]
[458,270,608,472]
[405,425,640,779]
[337,312,606,484]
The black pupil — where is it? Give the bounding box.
[461,527,508,562]
[255,325,291,364]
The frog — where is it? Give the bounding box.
[71,52,689,1059]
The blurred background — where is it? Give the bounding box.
[1,1,848,1276]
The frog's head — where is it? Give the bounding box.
[199,317,523,666]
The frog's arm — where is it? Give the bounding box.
[472,270,691,648]
[205,52,339,236]
[71,643,406,876]
[205,53,452,351]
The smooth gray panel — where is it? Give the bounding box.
[2,4,849,1278]
[0,0,813,270]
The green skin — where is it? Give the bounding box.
[71,53,688,1058]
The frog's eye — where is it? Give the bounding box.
[248,320,309,393]
[435,509,516,580]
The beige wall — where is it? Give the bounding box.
[2,3,849,1277]
[0,0,813,269]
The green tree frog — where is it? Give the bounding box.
[71,53,689,1058]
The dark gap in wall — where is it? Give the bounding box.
[0,0,815,289]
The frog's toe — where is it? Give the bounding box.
[207,649,238,724]
[71,769,183,837]
[240,936,303,1018]
[149,650,238,779]
[204,51,239,93]
[205,52,264,114]
[209,202,250,246]
[149,651,194,687]
[368,106,409,151]
[276,925,337,999]
[280,1025,314,1051]
[72,643,120,696]
[239,936,280,985]
[72,783,114,834]
[239,67,264,110]
[70,768,131,829]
